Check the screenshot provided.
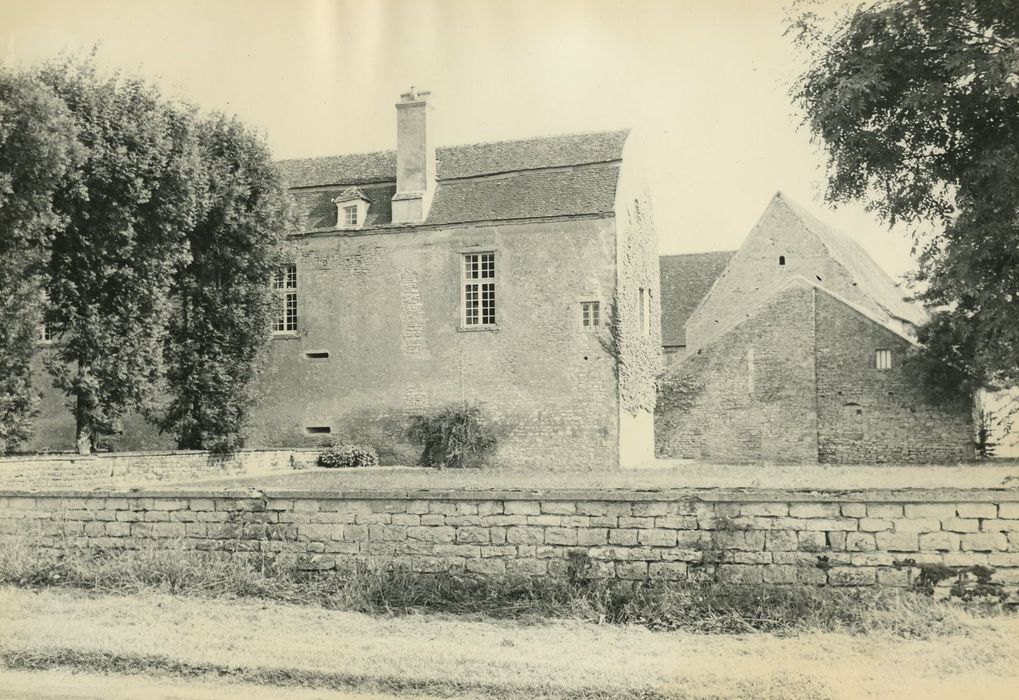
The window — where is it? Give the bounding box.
[581,301,601,328]
[779,255,786,266]
[875,349,892,370]
[38,323,53,344]
[462,252,496,327]
[273,264,297,334]
[343,205,358,227]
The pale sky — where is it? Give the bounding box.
[1,0,917,280]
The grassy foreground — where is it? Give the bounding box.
[2,586,1019,699]
[0,539,1011,637]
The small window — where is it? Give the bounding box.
[304,426,331,435]
[273,264,297,334]
[875,349,892,370]
[343,205,358,227]
[581,301,601,328]
[779,255,786,266]
[462,252,496,327]
[639,288,651,336]
[38,324,53,344]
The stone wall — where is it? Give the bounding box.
[0,449,318,490]
[249,216,622,470]
[656,284,819,463]
[2,487,1016,593]
[814,292,973,463]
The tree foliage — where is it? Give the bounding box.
[159,113,295,452]
[37,55,205,454]
[791,0,1019,390]
[0,69,81,454]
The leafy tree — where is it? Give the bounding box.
[0,69,81,454]
[159,113,294,452]
[37,55,205,454]
[790,1,1019,393]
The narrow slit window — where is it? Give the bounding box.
[779,255,786,266]
[875,349,892,370]
[581,301,601,328]
[305,426,331,435]
[462,252,496,327]
[273,264,297,334]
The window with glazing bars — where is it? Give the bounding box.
[463,252,496,326]
[581,301,600,328]
[273,264,297,333]
[343,205,358,227]
[875,349,892,370]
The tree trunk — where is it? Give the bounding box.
[75,393,92,456]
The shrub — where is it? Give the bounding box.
[407,402,498,469]
[316,443,379,469]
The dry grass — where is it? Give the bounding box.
[1,586,1018,699]
[172,460,1019,491]
[0,537,1010,639]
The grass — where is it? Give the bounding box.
[0,537,1010,638]
[171,460,1019,491]
[2,585,1018,699]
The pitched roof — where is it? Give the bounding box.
[775,193,927,326]
[659,251,735,347]
[276,130,629,231]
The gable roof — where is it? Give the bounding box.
[659,251,735,347]
[774,193,927,326]
[276,130,629,231]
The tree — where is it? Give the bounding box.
[0,68,81,454]
[790,1,1019,392]
[37,55,205,454]
[159,113,294,452]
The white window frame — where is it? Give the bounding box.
[462,252,496,328]
[875,349,892,370]
[343,204,358,227]
[581,300,601,329]
[273,264,298,335]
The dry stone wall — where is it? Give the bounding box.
[2,488,1016,592]
[0,449,318,490]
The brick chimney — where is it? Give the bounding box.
[391,87,435,224]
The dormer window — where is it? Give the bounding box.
[332,187,370,230]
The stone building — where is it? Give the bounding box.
[27,89,661,469]
[255,89,660,469]
[657,193,973,464]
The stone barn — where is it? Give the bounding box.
[657,192,973,464]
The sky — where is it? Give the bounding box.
[0,0,917,280]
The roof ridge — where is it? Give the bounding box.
[275,128,630,166]
[660,250,736,259]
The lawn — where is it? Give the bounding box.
[1,586,1018,699]
[169,459,1019,492]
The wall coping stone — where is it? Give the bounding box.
[2,486,1017,502]
[0,447,321,464]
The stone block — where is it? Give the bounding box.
[648,562,688,580]
[845,532,876,552]
[867,504,904,518]
[789,503,840,518]
[390,514,420,526]
[420,514,446,526]
[728,551,772,564]
[149,499,188,512]
[355,514,392,525]
[766,530,799,552]
[890,518,941,533]
[504,501,541,516]
[477,502,503,516]
[608,529,638,546]
[466,558,506,575]
[545,528,578,546]
[982,519,1019,533]
[875,532,918,552]
[342,525,369,542]
[525,515,562,527]
[997,503,1019,519]
[956,503,996,519]
[654,516,698,529]
[941,518,980,533]
[961,533,1008,552]
[840,503,867,518]
[405,500,432,514]
[507,559,547,576]
[796,566,829,584]
[877,567,910,587]
[802,518,858,532]
[637,529,677,547]
[506,526,545,545]
[762,564,799,584]
[827,532,847,551]
[615,561,648,580]
[577,528,608,546]
[904,504,956,519]
[857,518,892,532]
[481,545,516,558]
[456,527,490,544]
[618,516,656,528]
[490,527,507,544]
[919,532,960,552]
[739,503,789,517]
[187,498,217,512]
[850,552,895,567]
[718,564,763,584]
[797,531,826,552]
[632,502,669,517]
[560,516,593,528]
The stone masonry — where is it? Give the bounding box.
[2,488,1017,593]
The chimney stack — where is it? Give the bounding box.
[391,87,435,224]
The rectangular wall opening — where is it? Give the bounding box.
[304,426,331,435]
[304,351,330,359]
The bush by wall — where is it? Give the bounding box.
[317,444,379,469]
[407,402,498,469]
